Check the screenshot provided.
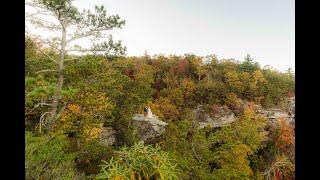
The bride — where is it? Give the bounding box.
[147,106,153,118]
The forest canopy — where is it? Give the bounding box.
[25,0,294,179]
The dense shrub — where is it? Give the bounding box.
[76,140,114,176]
[25,131,80,179]
[96,142,179,179]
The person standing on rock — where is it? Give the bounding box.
[147,106,153,118]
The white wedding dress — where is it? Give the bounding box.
[147,107,153,118]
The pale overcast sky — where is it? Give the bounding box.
[27,0,295,72]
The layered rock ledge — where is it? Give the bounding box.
[132,114,168,142]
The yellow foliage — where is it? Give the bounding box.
[181,78,196,98]
[83,125,103,142]
[225,71,244,92]
[148,97,179,122]
[56,110,74,130]
[243,106,255,120]
[225,93,241,110]
[67,104,81,114]
[114,175,125,180]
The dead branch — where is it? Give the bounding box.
[25,32,61,52]
[55,102,70,120]
[192,141,201,163]
[37,48,59,64]
[39,111,52,133]
[35,69,58,74]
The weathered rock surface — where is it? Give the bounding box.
[243,97,295,124]
[194,105,237,128]
[194,96,295,129]
[99,97,294,146]
[287,96,295,119]
[98,114,168,146]
[259,109,293,122]
[132,114,168,142]
[99,127,116,146]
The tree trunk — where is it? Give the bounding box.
[47,21,67,130]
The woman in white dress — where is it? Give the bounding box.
[147,106,153,118]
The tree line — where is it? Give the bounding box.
[25,0,294,179]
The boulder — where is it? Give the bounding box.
[253,97,295,124]
[262,109,294,124]
[132,114,168,142]
[99,127,116,146]
[194,105,237,128]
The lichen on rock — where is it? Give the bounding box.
[132,114,168,142]
[194,105,237,129]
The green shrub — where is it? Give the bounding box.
[25,131,79,179]
[96,142,180,180]
[76,140,114,176]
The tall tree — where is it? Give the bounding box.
[25,0,126,131]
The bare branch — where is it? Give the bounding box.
[64,58,79,62]
[67,48,104,52]
[26,10,52,18]
[26,2,46,10]
[192,141,202,163]
[29,17,61,31]
[56,103,69,120]
[35,69,58,74]
[37,48,59,64]
[39,111,53,133]
[25,32,60,51]
[31,102,52,111]
[25,33,60,64]
[28,102,52,113]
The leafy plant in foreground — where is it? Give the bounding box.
[96,142,180,180]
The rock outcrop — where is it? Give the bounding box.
[99,127,117,146]
[194,96,295,129]
[98,114,168,146]
[99,97,294,146]
[194,105,237,128]
[259,109,294,123]
[287,96,295,120]
[132,114,168,142]
[245,97,295,124]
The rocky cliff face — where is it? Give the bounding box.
[98,114,168,146]
[99,97,294,146]
[255,97,295,124]
[194,105,237,129]
[194,96,295,129]
[99,127,117,146]
[132,114,168,142]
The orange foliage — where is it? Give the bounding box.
[67,104,81,114]
[274,170,282,180]
[274,118,295,152]
[83,124,103,141]
[210,104,221,114]
[123,68,134,79]
[153,90,160,99]
[171,59,189,76]
[287,91,294,98]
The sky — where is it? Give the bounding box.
[26,0,295,72]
